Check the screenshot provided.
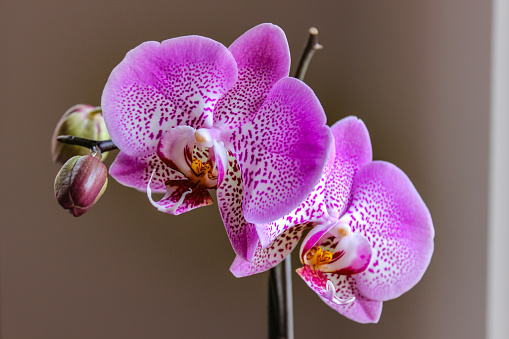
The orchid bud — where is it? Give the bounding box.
[51,104,110,164]
[54,155,108,217]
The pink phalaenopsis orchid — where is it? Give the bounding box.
[101,23,332,260]
[231,116,434,323]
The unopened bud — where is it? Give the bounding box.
[54,155,108,217]
[51,104,110,164]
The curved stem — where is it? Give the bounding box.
[56,135,118,153]
[294,27,323,81]
[268,27,322,339]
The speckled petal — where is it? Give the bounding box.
[213,23,290,129]
[147,180,213,215]
[346,161,434,301]
[102,36,238,157]
[256,161,330,248]
[216,152,259,261]
[296,266,383,323]
[231,77,332,224]
[230,224,310,277]
[326,116,372,220]
[109,151,185,193]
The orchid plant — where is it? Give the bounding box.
[52,23,434,338]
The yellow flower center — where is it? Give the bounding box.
[306,246,333,268]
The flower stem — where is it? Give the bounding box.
[294,27,323,81]
[268,27,322,339]
[268,257,293,339]
[56,135,118,153]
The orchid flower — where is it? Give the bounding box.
[230,116,434,323]
[101,24,332,253]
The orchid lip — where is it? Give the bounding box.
[301,219,372,275]
[157,126,223,189]
[146,169,193,213]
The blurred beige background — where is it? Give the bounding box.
[0,1,490,338]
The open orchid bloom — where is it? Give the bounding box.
[230,116,434,323]
[102,23,332,233]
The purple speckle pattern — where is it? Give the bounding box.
[213,23,290,130]
[154,180,213,215]
[345,161,434,301]
[109,151,185,193]
[231,77,332,224]
[256,165,330,248]
[102,36,238,157]
[216,152,259,261]
[230,224,310,277]
[296,266,383,323]
[325,117,372,218]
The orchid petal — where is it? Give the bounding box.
[296,266,383,323]
[216,152,259,261]
[232,77,332,224]
[109,151,185,193]
[326,116,372,219]
[345,161,434,301]
[255,161,330,248]
[147,179,213,215]
[213,23,290,129]
[230,224,310,277]
[102,36,238,157]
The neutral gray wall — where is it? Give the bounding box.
[0,1,490,338]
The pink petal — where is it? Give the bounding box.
[216,152,259,261]
[102,36,238,157]
[231,77,333,224]
[296,266,383,323]
[213,23,290,129]
[326,116,372,219]
[256,164,330,248]
[346,161,434,301]
[109,151,185,193]
[147,180,213,215]
[230,224,310,277]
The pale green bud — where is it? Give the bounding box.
[51,104,110,164]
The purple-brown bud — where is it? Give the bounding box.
[54,155,108,217]
[51,104,110,165]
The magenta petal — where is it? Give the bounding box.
[216,152,259,261]
[109,151,185,193]
[347,161,434,301]
[230,224,310,277]
[102,36,238,157]
[326,116,372,218]
[213,23,290,129]
[296,266,383,323]
[232,77,332,224]
[148,180,213,215]
[256,168,330,248]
